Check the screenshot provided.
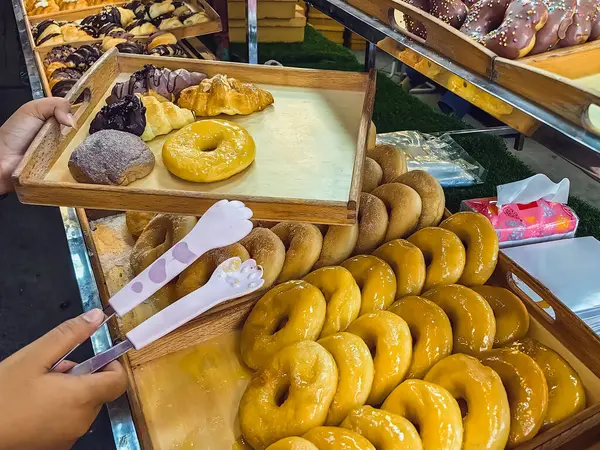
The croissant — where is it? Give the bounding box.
[177,74,274,116]
[138,95,195,141]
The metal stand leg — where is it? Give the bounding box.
[514,133,525,151]
[364,42,376,71]
[246,0,258,64]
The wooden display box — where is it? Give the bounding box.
[20,0,125,20]
[14,50,376,224]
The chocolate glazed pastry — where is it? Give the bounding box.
[37,33,63,46]
[33,19,60,41]
[124,0,145,18]
[460,0,512,40]
[558,0,597,47]
[429,0,468,28]
[530,0,576,53]
[65,44,101,70]
[49,68,82,97]
[149,44,187,57]
[116,41,145,53]
[44,45,77,64]
[591,3,600,39]
[172,1,192,16]
[51,79,78,97]
[403,0,431,38]
[89,94,147,136]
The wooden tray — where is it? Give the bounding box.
[78,208,600,449]
[14,50,376,224]
[21,0,124,20]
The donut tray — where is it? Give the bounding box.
[21,0,125,21]
[13,50,376,225]
[76,207,600,450]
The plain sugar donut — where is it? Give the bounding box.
[393,170,445,229]
[355,193,389,254]
[272,222,323,282]
[240,227,286,288]
[314,223,359,269]
[372,183,422,241]
[362,157,383,193]
[367,144,407,183]
[126,211,157,239]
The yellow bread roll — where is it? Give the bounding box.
[272,222,324,282]
[407,227,466,291]
[315,223,360,269]
[373,239,426,299]
[342,255,396,315]
[471,286,529,347]
[393,170,445,229]
[318,333,375,425]
[355,193,389,254]
[341,406,423,450]
[388,296,453,379]
[382,379,463,450]
[241,280,326,370]
[367,144,407,183]
[509,338,586,428]
[304,266,362,337]
[372,183,422,241]
[423,285,495,356]
[303,427,375,450]
[363,157,383,193]
[480,348,548,447]
[240,341,338,449]
[266,437,318,450]
[240,227,286,288]
[175,243,249,298]
[346,311,412,405]
[425,354,510,450]
[440,212,498,286]
[125,211,157,239]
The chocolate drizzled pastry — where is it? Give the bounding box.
[151,14,183,29]
[37,33,63,46]
[90,94,147,136]
[172,1,191,16]
[149,43,187,57]
[116,41,145,53]
[66,44,102,70]
[44,44,77,64]
[51,79,78,97]
[123,0,145,18]
[126,19,159,35]
[49,68,81,97]
[33,19,61,41]
[145,1,175,19]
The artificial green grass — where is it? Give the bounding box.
[231,27,600,239]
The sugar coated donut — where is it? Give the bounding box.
[423,285,495,355]
[440,212,499,286]
[342,255,396,314]
[272,222,323,283]
[240,280,327,370]
[175,243,249,298]
[266,437,319,450]
[240,227,286,288]
[372,183,422,241]
[162,119,256,182]
[347,311,412,405]
[471,286,529,346]
[407,227,466,291]
[367,144,407,183]
[388,296,453,379]
[239,341,338,449]
[355,193,389,254]
[131,214,197,275]
[425,354,510,450]
[373,239,426,298]
[318,332,375,425]
[363,157,383,193]
[480,348,548,446]
[382,379,463,450]
[393,170,445,229]
[304,266,362,337]
[509,338,586,428]
[314,223,359,269]
[341,406,423,450]
[126,211,157,239]
[303,427,375,450]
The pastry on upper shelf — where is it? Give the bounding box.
[149,44,187,57]
[172,1,192,16]
[180,11,210,25]
[61,23,95,42]
[27,0,60,15]
[56,0,89,11]
[147,31,187,56]
[178,74,274,116]
[123,0,146,18]
[144,1,176,19]
[126,19,159,36]
[65,44,102,70]
[152,14,184,30]
[147,30,178,49]
[82,6,135,30]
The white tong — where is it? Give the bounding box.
[54,200,264,376]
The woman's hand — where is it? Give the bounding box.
[0,98,76,195]
[0,309,128,450]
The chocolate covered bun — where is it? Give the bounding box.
[126,19,159,35]
[44,45,76,64]
[34,20,61,41]
[147,30,178,49]
[180,11,210,25]
[149,44,187,57]
[51,79,77,97]
[145,1,175,19]
[172,1,191,16]
[124,0,145,17]
[37,33,64,46]
[152,14,183,30]
[116,41,144,53]
[89,94,147,136]
[66,44,101,70]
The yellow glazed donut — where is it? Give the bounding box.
[382,379,463,450]
[162,119,256,183]
[342,255,396,315]
[314,223,359,269]
[393,170,445,229]
[388,296,453,379]
[440,212,499,286]
[407,227,466,291]
[423,285,495,356]
[362,157,383,193]
[239,341,338,449]
[125,211,157,239]
[240,280,326,370]
[355,193,389,254]
[303,427,375,450]
[346,311,412,405]
[266,437,319,450]
[372,183,422,241]
[175,243,249,298]
[341,406,423,450]
[509,338,586,428]
[424,354,510,450]
[480,348,548,447]
[471,286,529,347]
[304,266,362,337]
[130,214,197,275]
[272,222,323,282]
[367,144,407,183]
[373,239,426,299]
[240,227,286,288]
[318,333,375,425]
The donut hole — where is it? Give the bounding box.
[456,397,468,419]
[363,336,377,359]
[421,250,433,267]
[274,315,289,333]
[201,146,217,152]
[274,382,290,407]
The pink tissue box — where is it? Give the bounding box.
[460,197,578,248]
